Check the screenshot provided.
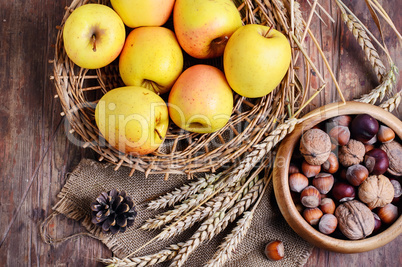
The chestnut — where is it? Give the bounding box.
[364,148,389,175]
[350,114,379,143]
[372,212,382,234]
[318,214,338,235]
[312,173,334,194]
[303,207,323,225]
[346,164,369,186]
[322,152,339,174]
[319,198,336,214]
[264,240,284,261]
[300,186,322,208]
[289,173,309,193]
[329,125,350,146]
[377,125,395,143]
[390,178,402,203]
[301,161,321,178]
[332,182,356,202]
[376,203,398,224]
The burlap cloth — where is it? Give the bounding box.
[48,158,313,266]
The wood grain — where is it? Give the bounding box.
[0,0,400,266]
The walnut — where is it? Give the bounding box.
[358,175,394,209]
[380,141,402,177]
[338,139,365,167]
[299,128,331,165]
[335,200,374,240]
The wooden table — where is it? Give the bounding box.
[0,0,400,266]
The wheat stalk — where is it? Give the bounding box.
[336,1,386,82]
[357,65,398,104]
[293,1,305,41]
[147,174,221,211]
[101,243,184,267]
[380,90,402,112]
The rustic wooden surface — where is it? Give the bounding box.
[0,0,400,266]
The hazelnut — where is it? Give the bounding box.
[319,198,336,214]
[376,203,398,224]
[377,125,395,143]
[312,173,334,194]
[303,207,323,225]
[380,141,402,177]
[358,175,394,209]
[326,115,352,129]
[346,164,369,186]
[289,163,300,174]
[321,152,339,174]
[364,143,375,153]
[318,214,338,235]
[329,125,350,146]
[289,173,309,193]
[300,186,321,208]
[300,129,332,166]
[301,161,321,178]
[389,178,402,199]
[364,148,389,175]
[264,240,284,261]
[338,139,365,167]
[332,182,356,202]
[335,200,375,240]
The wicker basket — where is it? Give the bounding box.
[52,0,304,178]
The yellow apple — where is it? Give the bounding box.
[223,24,292,98]
[95,86,169,155]
[173,0,242,59]
[119,27,183,95]
[168,65,233,133]
[62,4,126,69]
[110,0,175,28]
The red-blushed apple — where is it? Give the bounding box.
[95,86,169,155]
[110,0,175,28]
[168,65,234,133]
[119,27,183,95]
[62,4,125,69]
[224,24,292,98]
[173,0,242,59]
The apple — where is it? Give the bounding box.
[95,86,169,155]
[110,0,175,28]
[168,65,233,133]
[173,0,242,59]
[223,24,292,98]
[62,4,126,69]
[119,27,184,95]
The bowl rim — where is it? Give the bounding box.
[273,101,402,253]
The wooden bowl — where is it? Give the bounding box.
[273,101,402,253]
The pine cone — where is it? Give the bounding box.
[90,189,137,234]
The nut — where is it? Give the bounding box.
[319,198,336,214]
[326,115,352,129]
[350,114,379,143]
[312,173,334,194]
[372,212,382,234]
[376,203,398,224]
[303,207,323,225]
[364,148,389,175]
[318,214,338,235]
[338,139,365,167]
[346,164,369,186]
[264,240,284,261]
[321,152,339,174]
[332,181,356,202]
[289,163,300,174]
[335,200,375,240]
[300,186,321,208]
[377,125,395,143]
[358,175,394,209]
[300,128,332,166]
[329,125,350,146]
[380,141,402,177]
[301,160,321,178]
[289,173,309,193]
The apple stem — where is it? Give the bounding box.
[264,25,274,38]
[155,129,163,140]
[92,34,97,52]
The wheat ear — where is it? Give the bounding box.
[147,174,221,211]
[357,65,398,104]
[337,1,386,82]
[380,90,402,112]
